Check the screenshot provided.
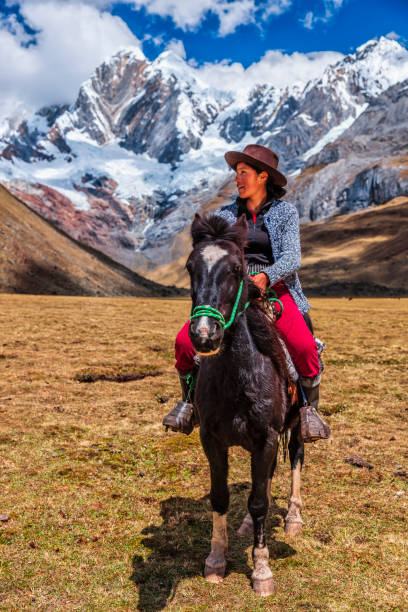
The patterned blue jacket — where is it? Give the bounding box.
[214,199,311,314]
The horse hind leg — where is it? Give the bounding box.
[285,423,304,536]
[237,512,253,536]
[204,511,228,583]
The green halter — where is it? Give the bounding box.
[190,280,244,330]
[189,274,284,331]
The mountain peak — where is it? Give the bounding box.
[354,36,405,60]
[112,45,146,63]
[149,49,199,86]
[316,34,408,102]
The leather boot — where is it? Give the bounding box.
[303,378,319,409]
[162,371,198,435]
[299,375,330,442]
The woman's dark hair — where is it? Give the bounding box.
[265,175,286,200]
[238,162,286,200]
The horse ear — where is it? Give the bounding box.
[231,214,248,250]
[191,213,209,246]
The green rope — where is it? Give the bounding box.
[264,287,283,314]
[186,373,196,391]
[190,280,244,330]
[190,304,226,327]
[189,276,285,331]
[246,276,284,315]
[186,373,196,402]
[223,279,244,329]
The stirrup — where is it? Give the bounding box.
[300,405,330,443]
[162,401,195,435]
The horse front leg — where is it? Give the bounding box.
[237,455,277,536]
[201,430,229,583]
[285,422,304,536]
[249,438,278,596]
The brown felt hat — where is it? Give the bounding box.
[224,144,287,187]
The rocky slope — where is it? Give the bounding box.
[0,37,408,278]
[290,78,408,222]
[0,185,183,296]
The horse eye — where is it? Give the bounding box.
[233,264,242,274]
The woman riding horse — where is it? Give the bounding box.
[163,143,327,438]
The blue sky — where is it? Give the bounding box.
[111,0,408,66]
[0,0,407,122]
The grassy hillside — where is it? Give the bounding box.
[0,295,407,610]
[299,197,408,296]
[0,185,183,297]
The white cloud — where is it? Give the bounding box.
[0,12,32,44]
[300,0,345,29]
[0,0,342,126]
[11,0,115,7]
[7,0,294,33]
[0,1,141,122]
[264,0,293,18]
[127,0,293,36]
[127,0,252,33]
[196,49,344,93]
[385,31,401,41]
[216,0,255,36]
[143,32,166,47]
[165,38,186,59]
[300,11,314,30]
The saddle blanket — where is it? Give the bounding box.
[281,336,325,382]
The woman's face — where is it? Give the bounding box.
[235,162,267,199]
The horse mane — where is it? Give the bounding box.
[191,213,247,250]
[246,302,290,382]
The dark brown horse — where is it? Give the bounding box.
[186,213,305,596]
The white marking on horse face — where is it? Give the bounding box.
[201,245,228,272]
[196,315,211,337]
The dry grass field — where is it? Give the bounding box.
[0,295,407,611]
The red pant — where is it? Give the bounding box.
[175,282,320,378]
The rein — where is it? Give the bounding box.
[190,274,284,331]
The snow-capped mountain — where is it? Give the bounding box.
[290,77,408,221]
[261,37,408,170]
[1,36,408,273]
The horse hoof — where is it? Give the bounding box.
[237,514,253,536]
[204,563,226,583]
[252,577,275,596]
[284,520,303,536]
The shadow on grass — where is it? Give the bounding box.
[130,483,296,611]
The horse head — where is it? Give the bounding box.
[186,213,251,356]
